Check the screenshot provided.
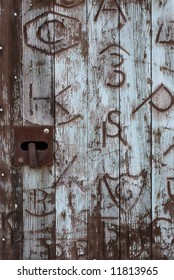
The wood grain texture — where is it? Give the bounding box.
[21,0,56,259]
[54,2,88,259]
[152,0,174,259]
[1,0,174,259]
[0,0,22,259]
[86,0,121,259]
[119,0,152,259]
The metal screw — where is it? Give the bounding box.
[44,128,50,134]
[29,2,33,7]
[0,46,2,50]
[1,173,5,177]
[14,12,17,16]
[15,204,18,210]
[113,35,115,39]
[14,75,17,80]
[2,237,6,242]
[18,157,24,164]
[0,108,3,112]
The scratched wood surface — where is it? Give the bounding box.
[21,0,56,259]
[151,0,174,259]
[1,0,174,259]
[0,0,14,259]
[54,2,89,259]
[0,0,22,259]
[119,0,152,259]
[87,0,121,260]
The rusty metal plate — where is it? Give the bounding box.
[14,126,54,167]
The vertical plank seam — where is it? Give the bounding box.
[86,0,89,260]
[150,0,153,260]
[118,0,121,260]
[53,0,56,259]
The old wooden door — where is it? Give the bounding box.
[1,0,174,260]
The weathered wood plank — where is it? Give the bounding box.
[86,0,121,259]
[0,0,22,259]
[2,0,174,260]
[119,0,152,259]
[54,1,89,259]
[21,0,56,259]
[152,0,174,259]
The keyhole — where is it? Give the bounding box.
[21,141,48,151]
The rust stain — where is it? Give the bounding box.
[1,0,174,261]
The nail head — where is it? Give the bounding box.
[44,128,50,134]
[18,157,24,164]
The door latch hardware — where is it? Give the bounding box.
[14,126,54,168]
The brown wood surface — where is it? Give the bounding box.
[1,0,174,259]
[0,0,22,259]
